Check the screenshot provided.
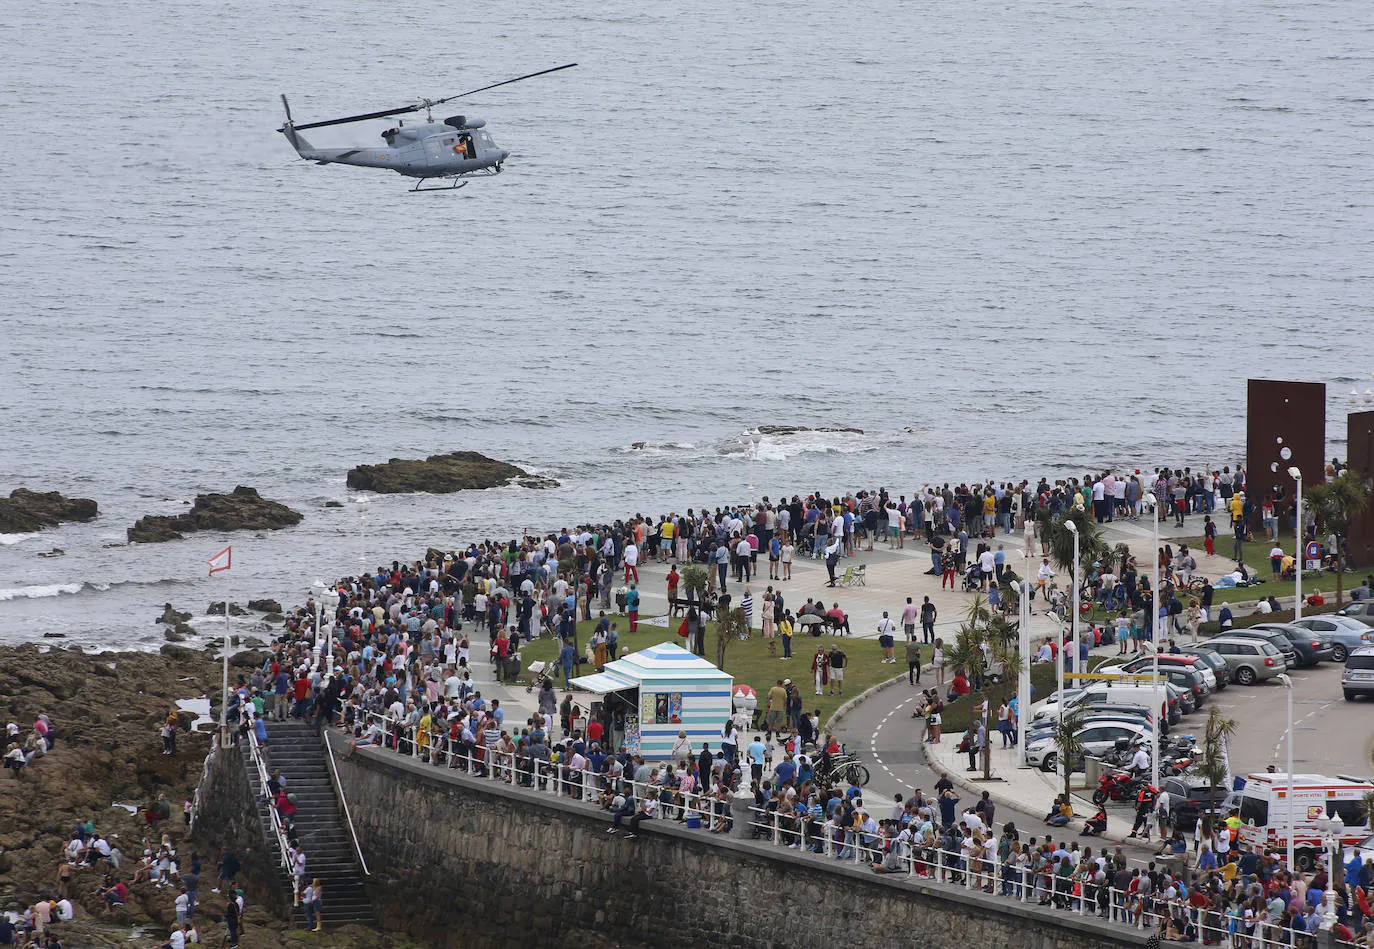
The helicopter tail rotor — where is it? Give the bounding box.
[278,95,316,156]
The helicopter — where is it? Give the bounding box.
[278,63,576,192]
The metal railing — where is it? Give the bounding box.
[244,728,300,905]
[343,710,1363,949]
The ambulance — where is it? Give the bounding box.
[1236,772,1374,870]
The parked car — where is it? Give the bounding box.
[1222,627,1298,668]
[1025,719,1152,773]
[1098,653,1218,693]
[1341,645,1374,701]
[1166,681,1198,715]
[1248,622,1334,667]
[1024,707,1156,740]
[1201,636,1285,685]
[1290,616,1374,662]
[1161,776,1242,832]
[1335,602,1374,624]
[1176,646,1231,688]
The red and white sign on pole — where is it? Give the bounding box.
[208,546,233,576]
[209,545,233,739]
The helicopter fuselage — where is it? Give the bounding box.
[281,118,509,180]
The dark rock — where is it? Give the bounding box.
[324,500,343,508]
[425,547,450,565]
[207,601,248,617]
[0,489,99,533]
[37,547,65,558]
[346,451,528,494]
[160,644,197,661]
[247,598,282,613]
[230,649,268,668]
[156,603,192,625]
[263,612,285,623]
[127,486,302,544]
[163,627,187,643]
[42,632,66,639]
[755,424,864,435]
[516,476,560,490]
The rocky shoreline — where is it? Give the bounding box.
[0,641,432,947]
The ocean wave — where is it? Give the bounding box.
[0,577,190,602]
[0,582,84,601]
[616,441,698,456]
[0,532,40,546]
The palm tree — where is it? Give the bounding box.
[1198,708,1238,816]
[1051,707,1086,801]
[964,593,991,627]
[1304,470,1372,605]
[1357,790,1374,827]
[944,622,990,776]
[681,563,710,602]
[1037,506,1108,579]
[714,607,749,671]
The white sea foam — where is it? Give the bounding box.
[0,533,40,546]
[0,582,84,601]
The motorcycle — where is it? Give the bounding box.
[1092,768,1147,805]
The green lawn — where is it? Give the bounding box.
[518,617,927,728]
[1176,534,1336,605]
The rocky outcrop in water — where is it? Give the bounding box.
[127,486,303,543]
[207,601,249,617]
[247,599,283,614]
[756,425,864,435]
[346,451,559,493]
[0,488,99,533]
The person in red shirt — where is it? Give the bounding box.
[587,719,604,744]
[292,674,311,719]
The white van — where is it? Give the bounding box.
[1236,772,1374,869]
[1032,681,1171,726]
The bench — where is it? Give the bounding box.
[668,596,716,618]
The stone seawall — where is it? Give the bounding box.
[328,734,1146,949]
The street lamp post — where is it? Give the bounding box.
[354,495,371,579]
[322,588,340,675]
[1278,672,1294,874]
[1316,814,1345,931]
[1066,520,1080,681]
[1151,490,1161,794]
[1019,545,1032,768]
[312,580,326,668]
[744,431,762,504]
[1289,466,1303,621]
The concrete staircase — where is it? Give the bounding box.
[241,721,374,928]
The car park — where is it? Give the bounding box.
[1248,622,1334,667]
[1341,645,1374,701]
[1290,616,1374,662]
[1201,636,1285,685]
[1221,627,1298,668]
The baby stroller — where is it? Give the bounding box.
[961,563,982,593]
[525,660,553,694]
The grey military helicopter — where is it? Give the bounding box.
[279,63,576,191]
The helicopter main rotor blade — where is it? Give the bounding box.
[289,104,421,132]
[430,63,577,105]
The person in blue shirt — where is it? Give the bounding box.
[774,755,796,787]
[746,737,767,782]
[625,583,641,634]
[559,640,577,685]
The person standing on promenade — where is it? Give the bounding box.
[921,596,937,643]
[906,637,923,685]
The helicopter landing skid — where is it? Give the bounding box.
[411,178,468,193]
[408,165,502,193]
